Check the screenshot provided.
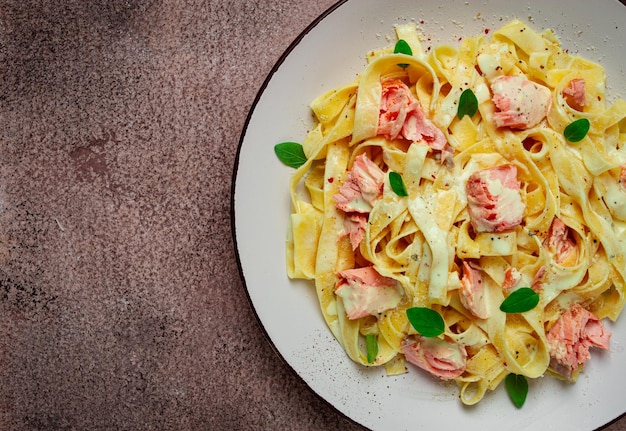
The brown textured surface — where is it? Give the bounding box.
[0,1,624,430]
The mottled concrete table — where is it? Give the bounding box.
[1,1,624,430]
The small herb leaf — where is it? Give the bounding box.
[365,334,378,364]
[274,142,307,168]
[564,118,590,142]
[389,171,408,197]
[406,307,445,337]
[457,88,479,119]
[505,373,529,408]
[394,39,413,56]
[394,39,412,68]
[500,287,540,313]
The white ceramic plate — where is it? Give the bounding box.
[232,1,626,430]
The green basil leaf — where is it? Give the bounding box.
[406,307,445,337]
[457,88,479,120]
[394,39,413,56]
[499,287,540,313]
[274,142,307,168]
[365,334,378,364]
[564,118,590,142]
[505,373,529,408]
[389,171,408,197]
[394,39,412,68]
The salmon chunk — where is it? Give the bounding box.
[459,261,489,319]
[333,154,385,249]
[562,78,586,111]
[377,79,447,151]
[547,304,611,380]
[341,213,368,251]
[334,153,385,214]
[335,266,402,320]
[401,335,467,380]
[466,164,525,233]
[491,75,551,129]
[546,217,578,265]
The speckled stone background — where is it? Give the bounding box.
[0,1,625,430]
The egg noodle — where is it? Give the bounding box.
[284,20,626,405]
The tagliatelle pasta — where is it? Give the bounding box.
[283,20,626,405]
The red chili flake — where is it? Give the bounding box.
[458,37,463,41]
[328,177,334,183]
[484,28,490,34]
[420,19,425,24]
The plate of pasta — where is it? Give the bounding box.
[233,1,626,430]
